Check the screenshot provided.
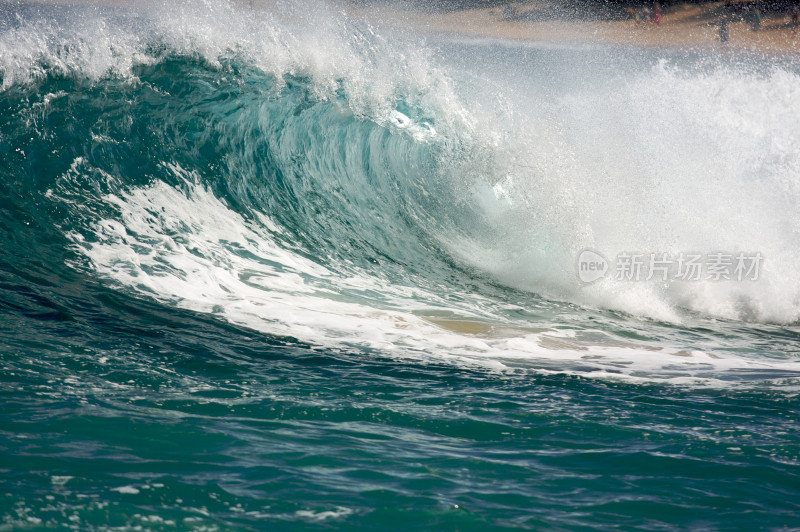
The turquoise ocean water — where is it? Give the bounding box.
[2,1,800,529]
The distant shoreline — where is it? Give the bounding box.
[347,1,800,57]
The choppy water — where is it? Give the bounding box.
[1,1,800,529]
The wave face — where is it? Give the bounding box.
[2,0,800,386]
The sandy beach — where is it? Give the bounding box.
[349,1,800,56]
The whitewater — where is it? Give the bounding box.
[1,0,800,529]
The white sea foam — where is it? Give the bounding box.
[65,166,800,386]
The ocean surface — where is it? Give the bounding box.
[2,1,800,529]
